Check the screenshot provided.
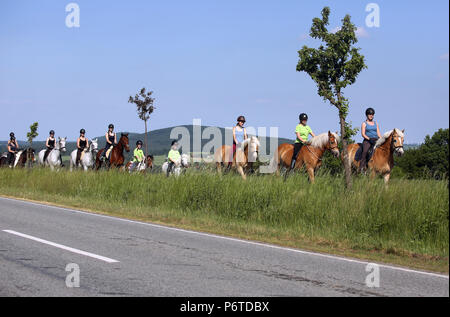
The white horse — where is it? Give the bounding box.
[162,153,190,176]
[38,137,67,171]
[69,138,98,172]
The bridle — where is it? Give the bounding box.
[391,134,404,153]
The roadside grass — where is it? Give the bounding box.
[0,168,448,273]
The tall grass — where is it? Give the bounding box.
[0,168,448,259]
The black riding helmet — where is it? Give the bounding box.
[80,129,86,134]
[49,130,55,135]
[299,113,308,122]
[171,140,178,146]
[366,108,375,116]
[237,115,246,123]
[136,140,143,146]
[108,124,114,129]
[9,132,15,138]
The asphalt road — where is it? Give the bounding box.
[0,196,448,297]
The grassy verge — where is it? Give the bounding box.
[0,168,448,273]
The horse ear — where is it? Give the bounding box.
[402,129,405,133]
[328,131,332,136]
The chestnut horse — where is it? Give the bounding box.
[96,133,130,170]
[269,131,340,183]
[347,129,404,184]
[214,136,260,180]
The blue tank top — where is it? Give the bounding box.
[234,127,245,144]
[365,121,378,139]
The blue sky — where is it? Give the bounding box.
[1,0,448,143]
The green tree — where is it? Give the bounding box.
[395,128,449,179]
[128,88,155,157]
[26,122,39,168]
[296,7,367,188]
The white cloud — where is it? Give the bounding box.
[440,53,449,61]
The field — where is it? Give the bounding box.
[0,167,448,273]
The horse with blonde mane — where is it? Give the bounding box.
[214,136,260,180]
[269,131,340,183]
[347,128,405,184]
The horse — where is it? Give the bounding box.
[69,138,99,172]
[95,133,130,170]
[124,155,154,173]
[0,148,35,168]
[347,129,405,184]
[214,136,260,180]
[38,137,67,170]
[162,154,190,177]
[269,131,340,183]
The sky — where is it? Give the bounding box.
[0,0,448,143]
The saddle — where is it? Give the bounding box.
[355,143,375,162]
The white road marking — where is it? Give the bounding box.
[3,229,119,264]
[0,196,448,279]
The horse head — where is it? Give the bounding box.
[391,129,405,157]
[146,155,154,170]
[58,137,67,152]
[91,138,99,153]
[327,131,340,157]
[180,154,190,168]
[247,136,260,163]
[120,133,130,152]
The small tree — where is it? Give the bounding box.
[128,88,155,157]
[297,7,367,188]
[26,122,39,168]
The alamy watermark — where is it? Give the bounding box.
[365,263,380,288]
[65,3,80,28]
[365,3,380,28]
[65,263,80,288]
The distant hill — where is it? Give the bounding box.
[0,125,294,159]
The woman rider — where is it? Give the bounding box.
[359,107,381,172]
[100,124,117,162]
[7,132,19,168]
[167,140,181,176]
[43,130,56,164]
[76,129,89,167]
[289,113,315,171]
[228,116,248,168]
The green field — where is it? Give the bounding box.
[0,168,448,273]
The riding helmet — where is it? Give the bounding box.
[80,129,86,134]
[365,108,375,116]
[237,115,246,123]
[9,132,15,138]
[171,140,178,146]
[136,140,143,146]
[49,130,55,135]
[108,124,114,129]
[299,113,308,122]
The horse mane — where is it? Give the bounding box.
[308,132,340,148]
[239,136,259,151]
[375,129,404,148]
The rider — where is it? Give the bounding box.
[228,116,248,168]
[167,140,181,176]
[130,140,145,172]
[7,132,19,168]
[76,129,89,168]
[359,107,382,172]
[43,130,56,165]
[289,113,315,171]
[100,124,117,162]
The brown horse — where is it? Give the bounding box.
[123,155,154,173]
[347,129,404,184]
[96,133,130,170]
[214,136,260,180]
[0,148,35,168]
[269,131,340,183]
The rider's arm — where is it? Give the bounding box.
[46,138,49,147]
[85,138,89,149]
[232,127,237,144]
[309,128,316,138]
[114,134,117,144]
[296,132,306,144]
[77,138,81,149]
[7,142,12,152]
[376,123,382,138]
[105,133,111,144]
[14,140,19,150]
[361,122,369,140]
[244,128,248,140]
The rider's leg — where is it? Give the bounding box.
[43,148,51,164]
[289,143,303,171]
[7,152,14,167]
[359,139,371,173]
[166,161,174,177]
[76,149,82,167]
